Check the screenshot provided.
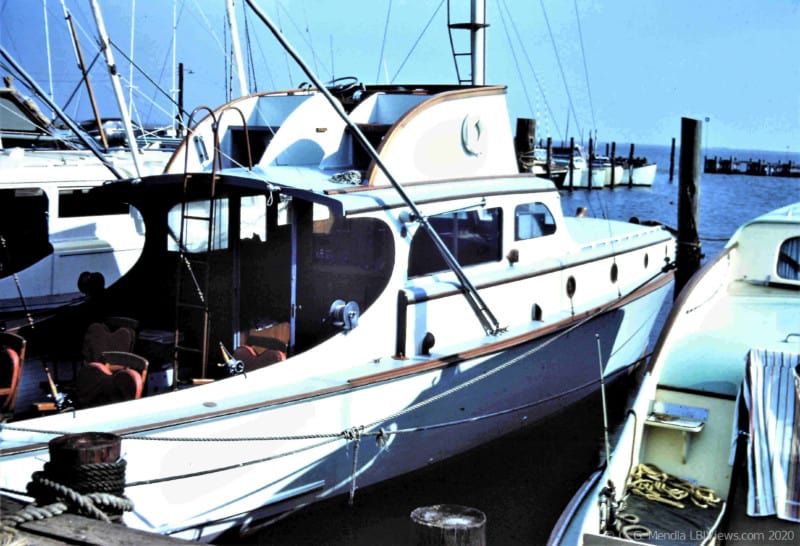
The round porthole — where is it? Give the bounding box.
[610,263,619,283]
[566,276,577,298]
[644,253,650,268]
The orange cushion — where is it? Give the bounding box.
[0,347,21,411]
[233,345,285,371]
[76,361,143,408]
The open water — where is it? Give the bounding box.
[220,145,799,546]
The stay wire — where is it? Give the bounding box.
[391,0,445,83]
[498,0,561,139]
[539,0,582,142]
[375,0,393,84]
[574,0,597,133]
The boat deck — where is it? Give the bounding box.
[658,280,800,397]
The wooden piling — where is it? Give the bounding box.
[514,118,536,173]
[410,504,486,546]
[568,137,575,190]
[669,137,676,182]
[610,142,617,188]
[546,136,553,180]
[628,143,635,185]
[675,118,703,300]
[587,137,594,190]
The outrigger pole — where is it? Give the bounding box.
[0,46,124,180]
[243,0,502,336]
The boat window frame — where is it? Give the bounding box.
[776,236,800,281]
[408,206,503,277]
[514,202,557,241]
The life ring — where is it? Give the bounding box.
[461,114,487,157]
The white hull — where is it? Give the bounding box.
[627,162,657,186]
[1,280,670,541]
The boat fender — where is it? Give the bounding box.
[328,300,360,331]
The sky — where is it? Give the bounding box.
[1,0,798,153]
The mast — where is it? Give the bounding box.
[0,46,123,179]
[88,0,142,177]
[471,0,486,85]
[61,0,109,149]
[244,0,502,336]
[447,0,488,85]
[226,0,248,97]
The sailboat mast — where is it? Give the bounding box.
[61,0,109,149]
[88,0,142,177]
[226,0,248,97]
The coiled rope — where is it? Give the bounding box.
[1,459,133,527]
[626,463,721,509]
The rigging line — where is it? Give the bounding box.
[390,0,445,84]
[129,0,136,112]
[497,2,535,115]
[109,43,185,117]
[241,0,259,92]
[273,2,297,85]
[0,46,123,178]
[573,0,597,132]
[42,0,55,115]
[375,0,393,84]
[498,0,562,140]
[538,0,582,142]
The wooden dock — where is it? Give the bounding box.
[1,494,193,545]
[704,155,799,177]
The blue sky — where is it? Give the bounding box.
[1,0,798,153]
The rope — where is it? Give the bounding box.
[1,461,134,527]
[344,426,364,505]
[626,463,721,510]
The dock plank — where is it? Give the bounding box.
[2,495,192,545]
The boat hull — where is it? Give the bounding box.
[0,279,671,541]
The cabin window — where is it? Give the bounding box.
[167,195,267,252]
[777,236,800,280]
[59,188,128,218]
[0,188,51,276]
[514,202,556,240]
[408,208,502,277]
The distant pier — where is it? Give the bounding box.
[704,155,799,177]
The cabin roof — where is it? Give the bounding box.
[229,166,557,214]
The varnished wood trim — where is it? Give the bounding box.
[2,271,672,457]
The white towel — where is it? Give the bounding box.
[744,348,800,521]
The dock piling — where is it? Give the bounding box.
[410,504,486,545]
[675,118,703,299]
